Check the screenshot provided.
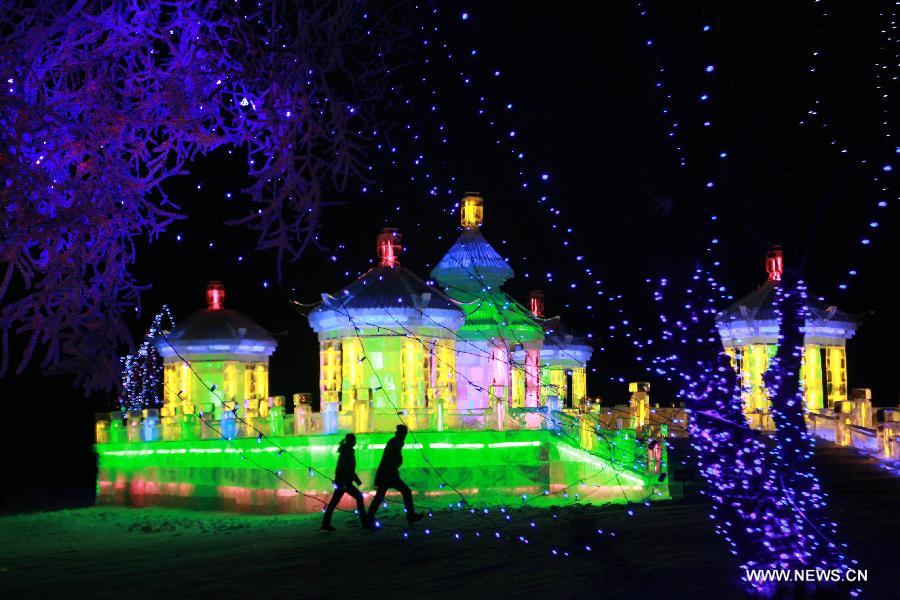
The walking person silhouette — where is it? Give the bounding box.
[321,433,368,531]
[366,424,424,526]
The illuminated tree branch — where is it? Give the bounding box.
[0,0,403,390]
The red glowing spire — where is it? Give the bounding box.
[529,290,545,318]
[377,228,402,267]
[766,246,783,282]
[206,281,225,310]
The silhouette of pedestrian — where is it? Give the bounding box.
[366,424,423,526]
[321,433,367,531]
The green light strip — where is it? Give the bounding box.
[97,441,440,457]
[555,444,646,486]
[366,443,424,450]
[487,441,541,448]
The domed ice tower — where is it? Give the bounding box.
[306,228,465,419]
[430,193,545,409]
[156,281,278,419]
[716,248,859,429]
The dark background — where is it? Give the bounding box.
[2,1,896,509]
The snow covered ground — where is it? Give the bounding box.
[0,500,741,599]
[2,442,897,599]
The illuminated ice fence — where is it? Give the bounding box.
[96,195,676,514]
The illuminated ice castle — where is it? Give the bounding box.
[307,194,594,425]
[94,195,671,514]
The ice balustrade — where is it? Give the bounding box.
[94,383,900,470]
[96,392,669,450]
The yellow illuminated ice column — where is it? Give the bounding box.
[806,306,856,409]
[336,337,362,411]
[572,367,587,406]
[744,344,773,414]
[825,345,848,407]
[163,362,193,408]
[717,324,774,427]
[320,340,342,406]
[719,341,775,426]
[430,338,457,401]
[542,368,568,405]
[718,341,775,431]
[402,336,426,408]
[801,345,824,411]
[512,362,526,407]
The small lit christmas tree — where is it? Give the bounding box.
[120,306,175,411]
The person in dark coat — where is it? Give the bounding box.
[321,433,367,531]
[366,424,423,525]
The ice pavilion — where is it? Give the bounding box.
[716,247,859,430]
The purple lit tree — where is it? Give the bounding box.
[686,273,855,596]
[0,0,403,390]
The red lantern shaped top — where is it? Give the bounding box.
[377,228,402,267]
[206,281,225,310]
[766,246,783,282]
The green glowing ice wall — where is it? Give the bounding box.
[96,430,667,514]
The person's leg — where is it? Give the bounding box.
[394,478,416,519]
[367,486,387,522]
[346,484,367,525]
[321,485,345,529]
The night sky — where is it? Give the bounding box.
[3,1,897,500]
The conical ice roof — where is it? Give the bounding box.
[431,228,515,297]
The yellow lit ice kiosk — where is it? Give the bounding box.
[716,248,858,430]
[156,281,278,424]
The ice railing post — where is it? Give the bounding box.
[546,396,561,431]
[142,408,160,442]
[323,401,339,434]
[492,396,506,431]
[268,396,285,436]
[293,393,312,434]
